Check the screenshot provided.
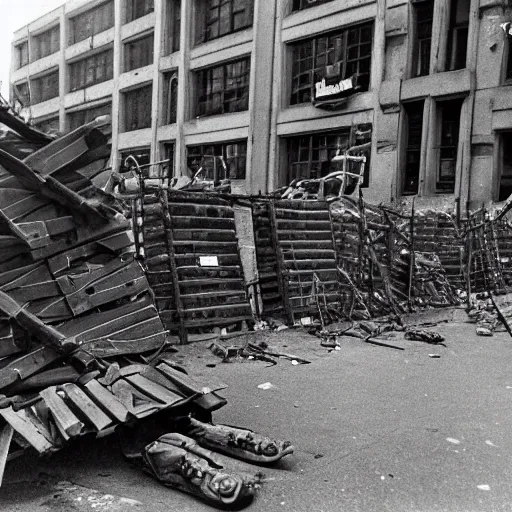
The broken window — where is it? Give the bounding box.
[446,0,469,71]
[15,41,29,69]
[187,141,247,180]
[291,0,334,12]
[69,1,114,45]
[126,0,154,23]
[13,82,30,106]
[34,116,59,134]
[123,84,153,132]
[69,48,114,91]
[124,33,154,72]
[67,102,112,131]
[286,125,371,185]
[31,70,59,104]
[196,0,254,44]
[32,25,60,62]
[413,0,434,77]
[196,57,250,117]
[166,0,181,54]
[289,22,373,105]
[162,72,178,125]
[437,98,464,193]
[402,100,424,195]
[499,132,512,201]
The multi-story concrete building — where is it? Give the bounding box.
[9,0,512,208]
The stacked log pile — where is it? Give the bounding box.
[138,189,253,343]
[0,106,225,482]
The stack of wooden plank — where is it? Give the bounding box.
[0,106,200,483]
[139,189,253,343]
[269,199,341,325]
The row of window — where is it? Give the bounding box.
[16,0,332,71]
[117,124,370,184]
[14,0,251,69]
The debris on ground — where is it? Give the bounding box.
[404,329,446,345]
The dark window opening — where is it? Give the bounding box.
[15,41,29,69]
[69,48,114,91]
[120,148,151,176]
[124,33,154,71]
[163,72,178,125]
[290,22,373,105]
[69,1,114,45]
[31,70,59,104]
[500,132,512,201]
[291,0,334,12]
[506,37,512,81]
[32,25,60,62]
[403,100,424,195]
[446,0,469,71]
[67,102,112,132]
[437,98,464,193]
[196,57,250,117]
[187,140,247,180]
[413,0,434,77]
[162,143,175,179]
[196,0,254,45]
[126,0,154,23]
[166,0,181,54]
[286,125,372,186]
[123,84,153,132]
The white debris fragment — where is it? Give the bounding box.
[257,382,274,390]
[291,360,299,365]
[477,485,490,491]
[446,437,461,445]
[485,440,497,447]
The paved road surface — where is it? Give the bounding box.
[3,310,512,512]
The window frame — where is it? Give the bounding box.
[187,140,247,180]
[67,101,112,132]
[124,32,155,72]
[30,69,60,104]
[289,22,373,106]
[69,47,114,92]
[411,0,434,78]
[32,25,60,62]
[69,1,115,46]
[15,41,29,69]
[402,100,425,196]
[291,0,334,13]
[165,0,181,55]
[162,71,179,125]
[195,0,254,45]
[285,125,372,186]
[196,56,251,117]
[122,83,153,132]
[125,0,154,24]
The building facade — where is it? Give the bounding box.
[9,0,512,207]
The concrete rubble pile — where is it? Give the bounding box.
[0,104,293,509]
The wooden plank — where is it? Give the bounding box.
[157,361,226,395]
[0,423,13,486]
[39,386,84,440]
[0,346,63,390]
[81,331,167,358]
[61,383,113,431]
[83,379,130,423]
[110,380,162,418]
[0,407,54,454]
[124,374,183,405]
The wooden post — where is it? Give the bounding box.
[159,190,187,343]
[0,422,13,487]
[408,198,416,311]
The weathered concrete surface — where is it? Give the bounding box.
[3,311,512,512]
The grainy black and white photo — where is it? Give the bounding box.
[0,0,512,511]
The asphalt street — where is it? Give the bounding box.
[2,308,512,512]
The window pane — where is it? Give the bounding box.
[124,84,153,131]
[187,140,247,179]
[124,33,154,71]
[200,0,253,43]
[70,1,114,44]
